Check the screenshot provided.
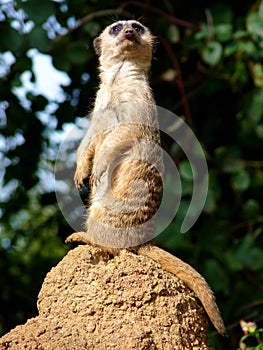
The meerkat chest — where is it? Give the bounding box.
[94,61,150,110]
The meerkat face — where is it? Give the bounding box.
[93,20,155,70]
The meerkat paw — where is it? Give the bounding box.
[74,167,89,189]
[65,232,91,244]
[90,166,108,187]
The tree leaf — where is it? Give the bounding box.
[167,24,180,43]
[2,27,23,52]
[232,170,250,191]
[256,125,263,139]
[202,41,223,66]
[66,43,90,65]
[225,235,263,271]
[247,11,263,40]
[242,199,261,220]
[179,160,193,181]
[21,0,55,24]
[215,24,233,42]
[28,27,50,52]
[249,63,263,88]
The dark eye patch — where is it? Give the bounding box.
[109,23,123,35]
[131,23,145,34]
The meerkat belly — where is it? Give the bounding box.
[90,128,163,227]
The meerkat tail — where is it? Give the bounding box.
[138,245,226,336]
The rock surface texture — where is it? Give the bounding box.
[0,245,214,349]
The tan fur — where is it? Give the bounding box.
[66,20,226,336]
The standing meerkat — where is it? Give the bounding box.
[66,20,226,336]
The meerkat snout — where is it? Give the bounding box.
[124,27,136,41]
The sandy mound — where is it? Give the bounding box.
[0,245,213,349]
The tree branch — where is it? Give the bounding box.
[119,1,199,29]
[159,36,192,126]
[53,8,132,43]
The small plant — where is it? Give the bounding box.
[238,320,263,349]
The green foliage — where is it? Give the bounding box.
[1,0,263,349]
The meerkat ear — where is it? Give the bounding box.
[93,37,102,56]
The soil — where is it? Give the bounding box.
[0,245,214,349]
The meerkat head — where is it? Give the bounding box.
[93,20,155,71]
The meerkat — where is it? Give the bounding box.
[66,20,226,336]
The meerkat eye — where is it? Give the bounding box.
[109,23,123,35]
[131,23,145,34]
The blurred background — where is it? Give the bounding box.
[1,0,263,348]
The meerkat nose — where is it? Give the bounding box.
[125,28,135,40]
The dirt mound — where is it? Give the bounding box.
[0,245,214,349]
